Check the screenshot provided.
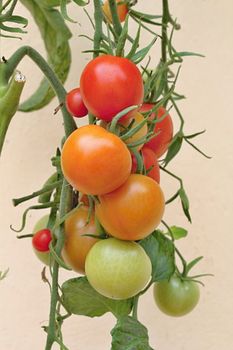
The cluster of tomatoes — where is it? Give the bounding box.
[32,54,174,302]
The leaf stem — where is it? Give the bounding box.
[93,0,103,58]
[108,0,122,37]
[5,46,76,138]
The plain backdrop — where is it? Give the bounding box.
[0,1,233,349]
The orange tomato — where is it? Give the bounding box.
[61,125,132,195]
[141,104,173,159]
[62,206,99,274]
[102,0,128,23]
[96,174,165,241]
[131,146,160,183]
[120,112,148,151]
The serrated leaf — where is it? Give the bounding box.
[62,277,133,318]
[179,187,192,223]
[164,132,183,166]
[165,225,188,240]
[19,0,72,111]
[140,231,175,282]
[111,316,154,350]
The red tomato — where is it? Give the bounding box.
[102,0,128,23]
[61,125,132,195]
[32,229,52,252]
[141,104,173,158]
[65,88,88,118]
[62,206,99,274]
[131,146,160,183]
[80,55,144,122]
[96,174,165,241]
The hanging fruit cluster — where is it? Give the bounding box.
[1,0,211,349]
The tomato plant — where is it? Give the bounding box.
[131,146,160,183]
[62,206,100,274]
[65,88,88,118]
[61,124,132,195]
[96,174,165,241]
[153,275,200,317]
[102,0,128,23]
[80,55,144,122]
[85,237,152,300]
[141,104,173,159]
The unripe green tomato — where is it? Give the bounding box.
[85,238,152,300]
[33,215,51,265]
[153,275,200,317]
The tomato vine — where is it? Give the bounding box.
[0,1,211,349]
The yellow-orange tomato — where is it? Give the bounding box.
[62,206,100,274]
[102,0,128,23]
[61,125,132,195]
[96,174,165,241]
[120,112,148,151]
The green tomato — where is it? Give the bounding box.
[85,238,152,300]
[153,275,200,317]
[33,215,51,266]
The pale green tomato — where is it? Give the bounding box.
[85,238,152,300]
[153,275,200,317]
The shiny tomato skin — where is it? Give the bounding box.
[32,229,52,252]
[80,55,144,122]
[96,174,165,241]
[141,104,173,159]
[131,146,160,183]
[102,0,128,23]
[85,238,152,300]
[153,275,200,317]
[62,206,99,274]
[61,125,132,195]
[33,215,51,265]
[120,112,148,151]
[65,88,88,118]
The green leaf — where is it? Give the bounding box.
[116,14,129,56]
[186,256,203,275]
[165,225,188,240]
[179,187,192,223]
[173,51,205,58]
[131,37,157,64]
[62,277,133,318]
[38,0,62,7]
[163,131,183,166]
[111,316,154,350]
[126,24,141,59]
[140,231,175,282]
[19,0,72,111]
[72,0,89,6]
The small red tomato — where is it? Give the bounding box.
[66,88,88,118]
[80,55,144,122]
[32,229,52,252]
[141,104,173,159]
[131,146,160,183]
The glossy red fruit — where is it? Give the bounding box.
[32,229,52,252]
[66,88,88,118]
[80,55,144,122]
[141,104,173,158]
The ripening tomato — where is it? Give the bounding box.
[32,215,51,265]
[65,88,88,118]
[96,174,165,241]
[153,275,200,317]
[85,238,152,299]
[80,55,144,122]
[120,112,148,151]
[62,206,100,274]
[131,146,160,183]
[102,0,128,23]
[61,125,132,195]
[141,104,173,159]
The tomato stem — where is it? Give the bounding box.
[93,0,104,58]
[109,0,123,37]
[5,46,76,138]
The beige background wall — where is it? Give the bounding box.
[0,1,232,349]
